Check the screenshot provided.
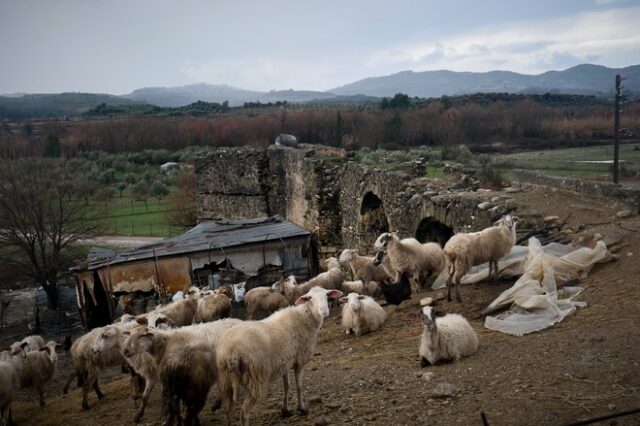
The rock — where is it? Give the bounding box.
[477,201,493,210]
[616,209,632,218]
[420,297,434,306]
[627,252,633,257]
[544,215,560,223]
[432,382,457,398]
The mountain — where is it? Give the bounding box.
[123,84,337,107]
[0,92,138,119]
[330,64,640,98]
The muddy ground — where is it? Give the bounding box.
[11,185,640,425]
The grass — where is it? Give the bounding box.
[494,143,640,179]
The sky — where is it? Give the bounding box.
[1,0,639,94]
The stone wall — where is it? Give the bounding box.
[512,169,640,212]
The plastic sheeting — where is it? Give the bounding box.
[480,237,613,336]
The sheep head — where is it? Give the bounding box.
[122,326,158,358]
[338,249,355,264]
[325,257,340,270]
[374,232,397,251]
[91,326,121,355]
[372,249,386,266]
[421,306,437,331]
[295,286,343,319]
[347,292,365,311]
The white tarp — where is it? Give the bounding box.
[482,237,613,336]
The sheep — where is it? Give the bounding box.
[277,259,343,305]
[217,286,343,426]
[245,280,291,320]
[419,306,478,367]
[18,340,60,407]
[373,233,445,294]
[443,214,518,302]
[150,297,198,327]
[62,320,138,410]
[0,346,25,426]
[160,344,217,426]
[122,318,242,423]
[194,292,232,323]
[214,286,235,300]
[9,335,45,354]
[341,280,381,298]
[340,293,387,336]
[378,272,412,305]
[338,249,393,284]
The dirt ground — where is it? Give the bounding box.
[11,185,640,425]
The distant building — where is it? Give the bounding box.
[71,215,314,329]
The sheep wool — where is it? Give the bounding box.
[419,306,478,367]
[341,293,387,336]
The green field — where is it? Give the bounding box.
[494,143,640,180]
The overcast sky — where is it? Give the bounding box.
[1,0,639,94]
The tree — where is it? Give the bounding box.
[150,181,169,203]
[116,182,127,197]
[0,159,101,307]
[131,181,150,209]
[95,187,115,206]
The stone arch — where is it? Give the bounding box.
[359,192,389,252]
[415,218,454,247]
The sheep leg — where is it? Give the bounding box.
[62,371,77,394]
[93,380,105,399]
[81,370,99,410]
[240,393,259,426]
[133,378,155,423]
[281,373,291,417]
[294,366,308,415]
[454,276,463,303]
[37,386,46,407]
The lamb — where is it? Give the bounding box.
[373,233,445,294]
[217,286,343,426]
[419,306,478,366]
[62,320,138,410]
[443,214,518,302]
[160,344,217,426]
[245,278,291,320]
[18,340,60,407]
[338,249,393,284]
[122,318,242,423]
[378,272,412,305]
[340,293,387,336]
[193,292,232,323]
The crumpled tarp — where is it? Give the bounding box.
[482,237,613,336]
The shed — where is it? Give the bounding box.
[72,215,315,329]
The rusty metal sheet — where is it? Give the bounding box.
[94,258,192,295]
[157,257,192,294]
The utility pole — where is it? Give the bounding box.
[613,74,622,184]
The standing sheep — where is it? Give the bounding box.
[0,346,24,426]
[194,292,231,323]
[217,286,343,426]
[340,293,387,336]
[9,335,45,354]
[277,258,343,305]
[338,249,393,284]
[443,214,518,302]
[18,340,60,407]
[373,233,445,294]
[419,306,478,367]
[151,297,198,327]
[245,278,292,320]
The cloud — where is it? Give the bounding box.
[366,6,640,75]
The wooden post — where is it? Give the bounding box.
[613,74,621,184]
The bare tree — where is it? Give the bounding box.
[0,159,102,307]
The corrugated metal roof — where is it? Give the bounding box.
[76,215,310,271]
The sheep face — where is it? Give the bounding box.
[186,287,202,300]
[421,306,437,331]
[325,257,340,270]
[41,341,60,362]
[122,327,155,359]
[372,249,386,266]
[295,286,343,319]
[374,232,398,251]
[91,326,120,355]
[347,293,365,311]
[338,249,355,264]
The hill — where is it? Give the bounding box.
[0,92,138,119]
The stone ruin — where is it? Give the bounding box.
[196,145,518,260]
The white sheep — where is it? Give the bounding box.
[122,318,242,423]
[340,293,387,336]
[62,320,138,410]
[9,335,45,354]
[338,249,393,284]
[443,214,518,302]
[217,286,343,426]
[419,306,478,367]
[18,340,60,407]
[245,278,291,320]
[277,259,343,305]
[373,233,445,294]
[0,346,25,425]
[149,297,198,327]
[194,292,232,323]
[341,280,381,298]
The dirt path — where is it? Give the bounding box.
[11,186,640,425]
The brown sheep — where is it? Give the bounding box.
[194,293,231,323]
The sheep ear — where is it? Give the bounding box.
[295,295,311,305]
[39,347,48,352]
[135,316,148,325]
[326,290,343,299]
[357,295,366,300]
[512,216,519,224]
[339,297,347,303]
[20,342,28,349]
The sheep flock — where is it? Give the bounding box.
[2,214,522,426]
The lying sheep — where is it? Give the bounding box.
[217,286,343,426]
[63,320,138,410]
[341,280,381,298]
[161,344,217,426]
[378,273,412,306]
[18,340,59,407]
[278,259,343,305]
[122,319,242,423]
[444,214,518,302]
[340,293,387,336]
[339,249,393,284]
[245,279,291,320]
[419,306,478,367]
[194,292,231,323]
[374,233,445,294]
